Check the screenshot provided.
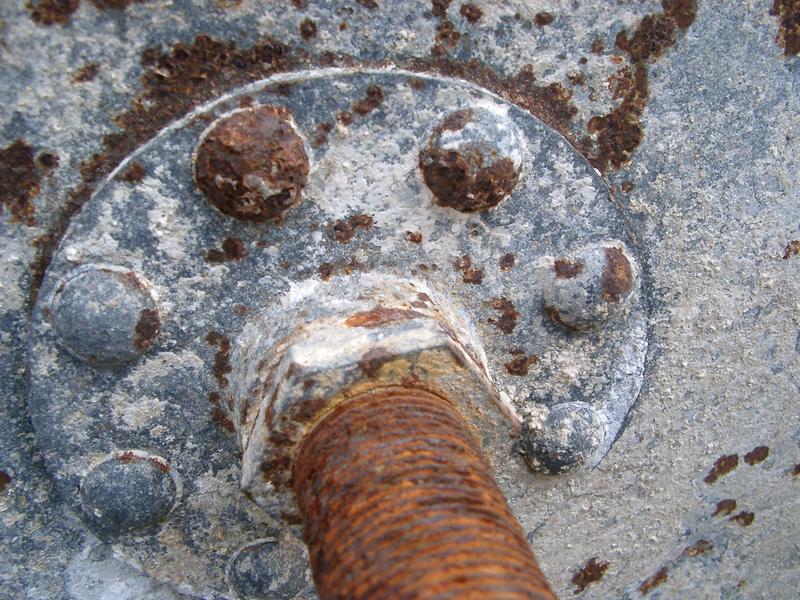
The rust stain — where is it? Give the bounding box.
[329,213,374,243]
[712,498,737,517]
[504,354,539,376]
[352,85,384,116]
[0,470,11,493]
[744,445,769,466]
[404,231,423,243]
[209,392,235,432]
[704,454,739,484]
[783,240,800,259]
[770,0,800,56]
[638,566,668,595]
[0,140,56,227]
[488,297,520,334]
[554,258,584,279]
[293,387,556,599]
[133,308,160,351]
[207,332,233,388]
[571,557,608,593]
[499,253,516,271]
[602,247,632,302]
[26,0,79,25]
[345,307,424,328]
[206,237,248,263]
[300,17,317,40]
[460,3,482,24]
[89,0,147,8]
[730,511,755,527]
[683,539,713,558]
[358,347,395,378]
[73,63,100,83]
[121,161,146,183]
[534,12,554,27]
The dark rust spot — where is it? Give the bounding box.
[345,307,424,328]
[712,498,737,516]
[90,0,146,8]
[300,18,317,40]
[207,332,233,388]
[206,237,248,263]
[639,567,668,594]
[571,557,608,593]
[27,0,79,25]
[683,539,713,558]
[440,108,474,131]
[431,0,451,18]
[404,231,423,243]
[0,470,11,493]
[313,121,333,147]
[499,253,516,271]
[460,3,482,23]
[352,85,384,116]
[792,464,800,476]
[602,247,632,302]
[356,0,377,8]
[318,263,334,281]
[337,110,354,126]
[209,392,235,433]
[591,39,605,54]
[121,161,146,184]
[505,354,539,376]
[771,0,800,56]
[783,240,800,259]
[329,213,373,243]
[586,1,696,170]
[534,12,554,27]
[432,20,461,56]
[621,181,635,193]
[704,454,739,484]
[133,308,160,351]
[730,511,755,527]
[73,63,100,83]
[115,451,170,472]
[293,387,556,599]
[195,105,309,223]
[462,268,484,284]
[744,445,769,466]
[408,78,426,90]
[488,297,519,334]
[358,347,395,378]
[555,258,585,279]
[0,139,52,227]
[545,306,578,331]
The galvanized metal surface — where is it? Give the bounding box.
[1,1,798,599]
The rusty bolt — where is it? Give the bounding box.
[419,107,524,212]
[543,242,637,331]
[194,105,310,223]
[294,386,556,599]
[227,275,555,598]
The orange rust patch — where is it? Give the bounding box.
[704,454,739,484]
[505,354,539,376]
[783,240,800,259]
[683,539,713,558]
[639,566,668,594]
[602,247,632,302]
[345,307,425,328]
[571,557,609,593]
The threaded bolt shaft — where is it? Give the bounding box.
[293,386,557,599]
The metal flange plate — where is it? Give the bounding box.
[28,68,647,598]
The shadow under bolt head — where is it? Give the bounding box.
[194,105,310,223]
[419,107,524,213]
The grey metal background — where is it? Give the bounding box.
[1,1,798,599]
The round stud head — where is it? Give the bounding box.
[194,105,310,223]
[419,107,524,212]
[519,402,605,474]
[80,452,176,534]
[49,265,160,366]
[543,242,637,331]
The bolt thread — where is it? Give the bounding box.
[293,386,556,600]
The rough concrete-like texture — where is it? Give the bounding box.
[0,1,797,599]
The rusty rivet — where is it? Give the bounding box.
[543,242,636,331]
[194,105,310,223]
[419,107,524,213]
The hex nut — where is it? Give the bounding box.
[419,107,524,212]
[194,105,310,223]
[79,451,177,534]
[519,402,606,474]
[229,277,518,518]
[543,242,638,331]
[49,265,161,366]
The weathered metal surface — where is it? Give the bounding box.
[1,1,798,599]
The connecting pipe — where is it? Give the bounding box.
[292,386,557,600]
